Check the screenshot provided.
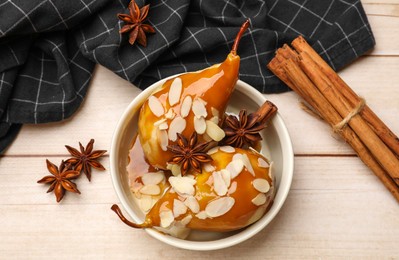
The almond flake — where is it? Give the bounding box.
[169,78,182,106]
[159,122,169,130]
[173,199,188,218]
[169,176,196,196]
[148,96,164,117]
[165,108,175,119]
[194,116,206,134]
[209,116,219,124]
[211,107,219,117]
[242,154,255,176]
[220,146,235,153]
[253,178,270,193]
[203,163,215,172]
[139,195,153,213]
[207,146,219,155]
[197,97,207,106]
[205,120,225,141]
[168,116,186,141]
[226,159,244,179]
[158,129,169,151]
[251,193,267,206]
[139,184,161,195]
[154,118,167,127]
[220,169,231,188]
[184,196,200,213]
[205,175,214,187]
[205,197,235,218]
[180,215,192,226]
[160,210,175,228]
[170,164,182,176]
[195,211,208,220]
[213,171,228,196]
[141,172,165,185]
[192,99,207,118]
[228,181,237,194]
[257,157,269,168]
[180,96,192,118]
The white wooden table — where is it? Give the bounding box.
[1,1,398,258]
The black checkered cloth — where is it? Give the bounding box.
[0,0,375,153]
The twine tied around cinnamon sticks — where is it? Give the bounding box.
[333,97,366,133]
[267,36,399,202]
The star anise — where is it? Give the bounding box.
[117,0,155,47]
[222,101,278,148]
[37,160,80,203]
[65,139,107,181]
[167,132,213,176]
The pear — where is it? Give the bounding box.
[138,20,250,170]
[111,147,274,233]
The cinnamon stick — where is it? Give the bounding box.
[292,36,399,157]
[267,42,399,202]
[298,52,399,182]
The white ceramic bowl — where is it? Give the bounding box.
[110,77,294,251]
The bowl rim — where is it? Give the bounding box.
[110,76,294,251]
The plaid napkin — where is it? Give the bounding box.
[0,0,375,153]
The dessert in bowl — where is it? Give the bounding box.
[109,20,293,250]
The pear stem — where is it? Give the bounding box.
[231,19,251,55]
[111,204,150,229]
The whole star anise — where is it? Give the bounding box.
[167,132,213,176]
[37,160,80,203]
[222,101,278,148]
[117,0,155,47]
[65,139,107,181]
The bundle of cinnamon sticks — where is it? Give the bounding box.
[268,36,399,202]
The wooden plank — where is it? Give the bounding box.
[1,156,397,258]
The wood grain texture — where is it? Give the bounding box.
[1,2,398,259]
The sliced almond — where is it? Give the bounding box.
[205,175,214,187]
[205,197,235,218]
[195,211,208,220]
[148,96,164,117]
[173,199,188,218]
[139,184,161,195]
[205,120,225,141]
[226,159,244,179]
[169,78,182,106]
[207,146,219,155]
[203,163,215,172]
[220,169,231,188]
[154,118,167,127]
[160,210,175,228]
[159,122,169,130]
[269,161,274,179]
[211,107,219,117]
[253,178,270,193]
[184,196,200,213]
[251,193,267,206]
[165,108,175,119]
[168,116,186,141]
[209,116,219,124]
[141,172,165,185]
[168,176,196,196]
[213,171,228,196]
[180,96,192,118]
[194,116,206,134]
[228,181,237,195]
[158,129,169,151]
[220,146,235,153]
[167,163,181,176]
[192,99,207,118]
[197,97,207,106]
[180,215,192,226]
[242,154,255,176]
[139,194,153,213]
[257,157,269,168]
